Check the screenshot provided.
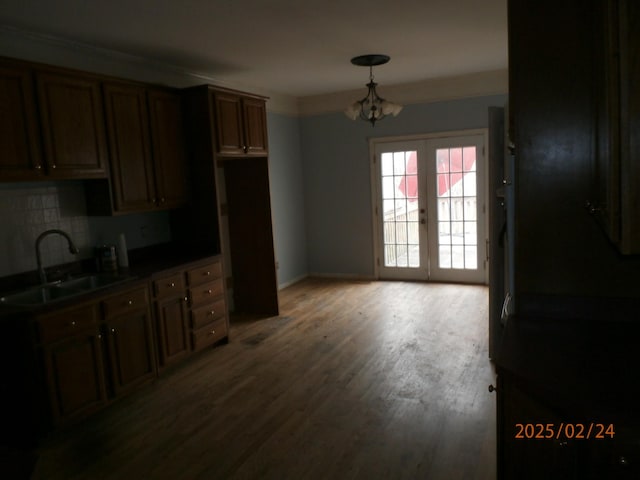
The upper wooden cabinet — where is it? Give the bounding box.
[99,83,188,214]
[591,0,640,254]
[36,70,109,179]
[0,61,43,180]
[212,90,268,156]
[103,83,155,212]
[147,89,189,209]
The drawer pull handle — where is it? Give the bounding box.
[209,329,215,335]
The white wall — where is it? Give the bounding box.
[300,95,508,278]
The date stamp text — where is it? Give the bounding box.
[514,423,615,440]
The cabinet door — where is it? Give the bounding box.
[591,0,640,254]
[0,62,44,180]
[618,0,640,253]
[148,89,189,209]
[103,83,156,212]
[36,71,108,178]
[242,97,268,155]
[42,331,108,426]
[155,295,190,367]
[105,308,156,397]
[213,92,245,155]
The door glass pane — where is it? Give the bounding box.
[380,150,420,268]
[435,146,478,270]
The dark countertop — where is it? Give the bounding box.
[0,243,221,318]
[496,314,640,423]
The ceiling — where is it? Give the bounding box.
[0,0,507,99]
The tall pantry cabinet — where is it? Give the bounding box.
[180,85,279,316]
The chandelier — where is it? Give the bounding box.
[344,54,403,126]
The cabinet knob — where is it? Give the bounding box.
[243,145,248,153]
[207,289,212,294]
[128,300,133,305]
[98,334,102,339]
[205,271,211,276]
[151,198,157,204]
[160,197,165,203]
[619,456,629,467]
[184,296,188,302]
[111,328,116,333]
[169,282,175,288]
[35,164,42,170]
[488,384,497,393]
[52,164,57,169]
[70,321,76,327]
[209,310,215,316]
[209,329,216,335]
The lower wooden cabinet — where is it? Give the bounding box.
[187,258,229,352]
[152,257,229,361]
[41,321,108,426]
[152,271,190,368]
[5,257,228,435]
[35,284,156,427]
[102,287,156,396]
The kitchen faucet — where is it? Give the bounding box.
[35,229,80,284]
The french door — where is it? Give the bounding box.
[373,132,487,283]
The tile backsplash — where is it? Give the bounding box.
[0,181,172,278]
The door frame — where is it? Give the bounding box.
[369,129,490,284]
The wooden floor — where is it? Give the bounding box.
[30,278,496,479]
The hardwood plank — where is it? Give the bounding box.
[28,278,495,480]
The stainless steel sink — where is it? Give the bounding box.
[0,274,134,307]
[57,274,132,290]
[0,285,82,306]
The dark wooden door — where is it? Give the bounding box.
[36,71,108,178]
[105,309,156,397]
[103,82,156,212]
[147,89,189,209]
[155,296,190,367]
[213,92,245,155]
[0,61,43,180]
[242,97,268,155]
[42,331,108,426]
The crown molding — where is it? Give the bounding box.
[0,24,299,115]
[0,25,507,118]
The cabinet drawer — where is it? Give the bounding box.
[191,317,227,352]
[190,279,223,306]
[102,286,149,319]
[38,304,99,344]
[153,272,186,298]
[187,261,222,286]
[191,298,226,330]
